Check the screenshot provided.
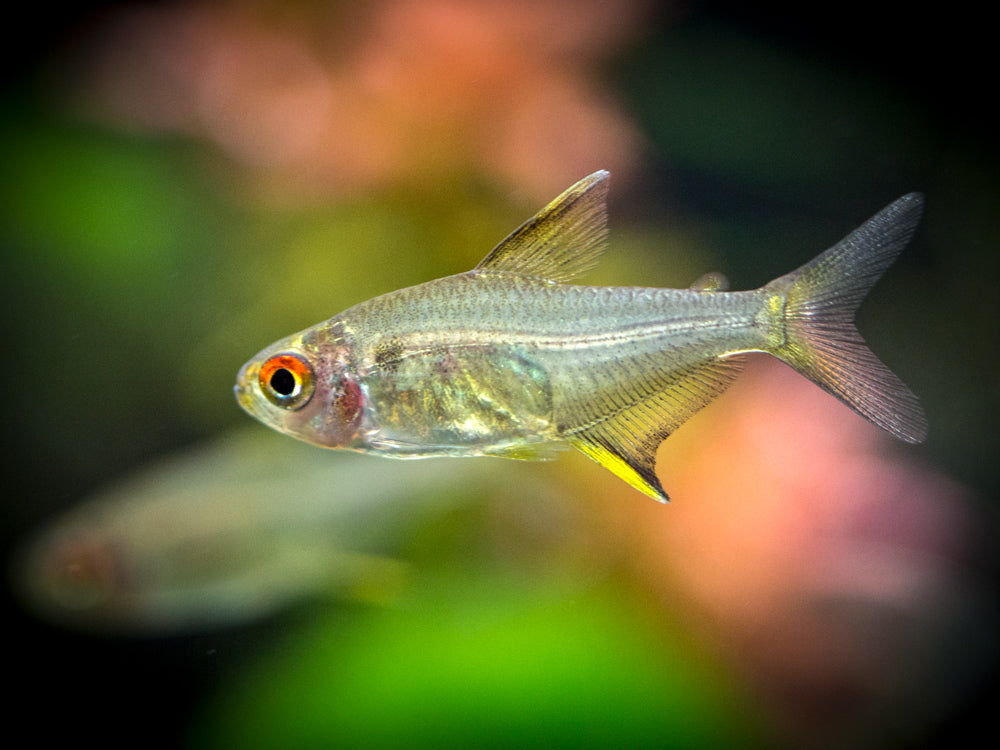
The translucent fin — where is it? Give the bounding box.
[566,356,745,502]
[483,442,567,461]
[571,439,666,502]
[767,193,928,443]
[689,271,729,292]
[474,171,609,283]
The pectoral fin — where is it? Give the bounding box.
[565,355,745,502]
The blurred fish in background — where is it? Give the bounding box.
[2,1,997,749]
[14,429,588,635]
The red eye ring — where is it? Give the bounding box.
[259,353,314,410]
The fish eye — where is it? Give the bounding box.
[259,353,314,409]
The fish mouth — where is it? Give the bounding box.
[233,383,248,412]
[233,361,259,414]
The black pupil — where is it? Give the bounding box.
[269,368,297,396]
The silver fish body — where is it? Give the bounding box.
[323,277,770,453]
[236,171,927,500]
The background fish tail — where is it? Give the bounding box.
[767,194,928,443]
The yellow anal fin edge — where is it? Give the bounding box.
[570,436,668,503]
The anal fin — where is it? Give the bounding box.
[570,436,669,501]
[565,355,745,502]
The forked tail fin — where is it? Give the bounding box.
[766,194,928,443]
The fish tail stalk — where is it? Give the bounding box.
[765,194,928,443]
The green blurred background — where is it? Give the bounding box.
[3,1,997,748]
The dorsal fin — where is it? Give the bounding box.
[474,171,609,283]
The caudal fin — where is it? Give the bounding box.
[767,194,928,443]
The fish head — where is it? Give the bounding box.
[234,324,365,449]
[14,521,137,630]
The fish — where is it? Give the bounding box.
[235,171,927,502]
[14,430,544,634]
